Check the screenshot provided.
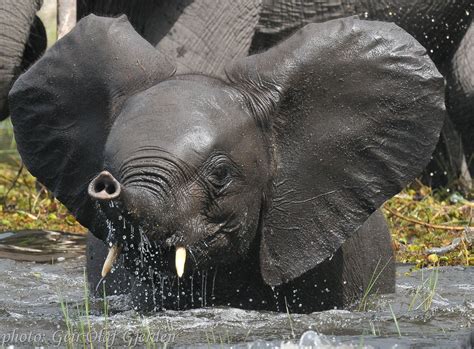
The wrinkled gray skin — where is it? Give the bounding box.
[446,22,474,173]
[0,0,46,120]
[9,15,445,313]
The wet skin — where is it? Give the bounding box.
[87,76,392,312]
[96,77,270,272]
[87,209,394,312]
[9,15,445,312]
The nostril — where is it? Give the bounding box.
[88,171,121,200]
[94,182,106,193]
[105,183,116,195]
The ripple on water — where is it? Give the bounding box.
[0,257,471,348]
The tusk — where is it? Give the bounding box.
[101,244,122,278]
[175,246,186,278]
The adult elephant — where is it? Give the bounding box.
[0,0,47,120]
[252,0,474,189]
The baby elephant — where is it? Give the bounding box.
[9,15,444,313]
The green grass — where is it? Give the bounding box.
[407,267,439,312]
[56,273,180,348]
[358,257,393,312]
[388,304,401,337]
[57,273,107,349]
[59,296,75,348]
[284,296,296,339]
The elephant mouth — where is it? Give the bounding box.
[93,200,226,281]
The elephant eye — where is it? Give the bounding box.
[208,164,232,188]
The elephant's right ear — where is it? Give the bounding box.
[9,15,175,232]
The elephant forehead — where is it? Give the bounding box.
[105,78,253,165]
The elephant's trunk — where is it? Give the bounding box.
[88,171,122,201]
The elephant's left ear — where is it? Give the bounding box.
[226,17,445,286]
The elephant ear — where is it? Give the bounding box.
[9,15,175,234]
[227,17,445,286]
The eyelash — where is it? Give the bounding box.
[204,155,238,192]
[208,165,231,188]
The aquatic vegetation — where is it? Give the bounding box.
[56,271,180,348]
[407,267,440,312]
[58,271,100,349]
[384,181,473,268]
[388,304,402,338]
[59,296,74,348]
[358,257,393,312]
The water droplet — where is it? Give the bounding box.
[299,330,330,347]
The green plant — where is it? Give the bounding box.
[389,304,401,337]
[284,296,296,339]
[358,257,392,311]
[408,266,439,312]
[59,295,75,349]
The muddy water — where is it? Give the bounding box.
[0,232,471,348]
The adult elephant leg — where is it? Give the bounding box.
[422,116,471,191]
[447,22,474,178]
[0,0,45,120]
[340,210,395,306]
[20,16,47,73]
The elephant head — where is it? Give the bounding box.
[9,15,444,286]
